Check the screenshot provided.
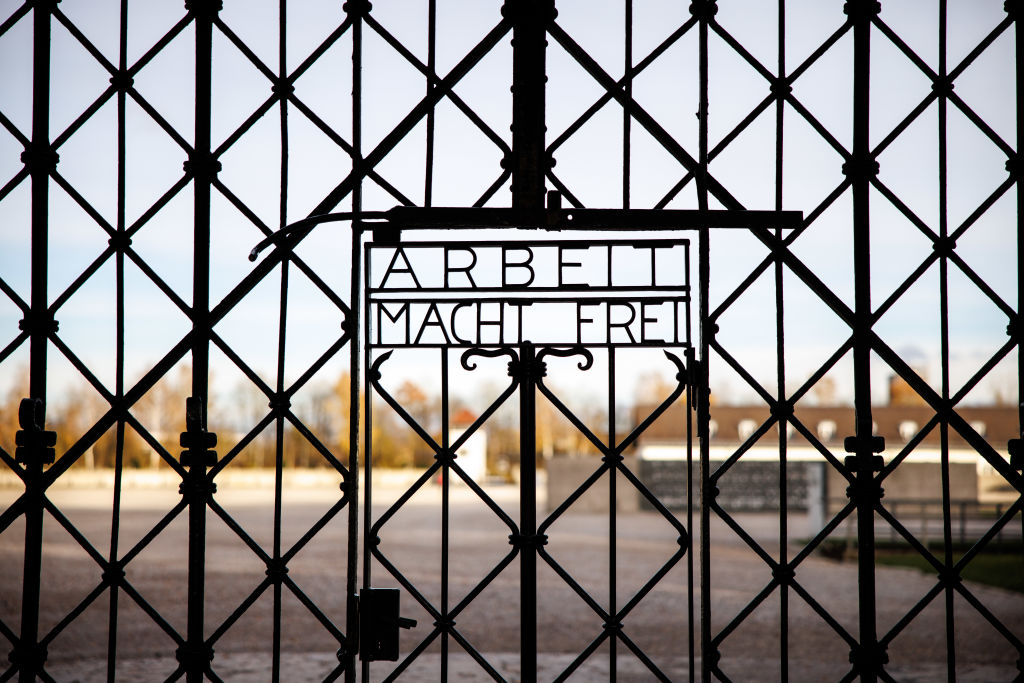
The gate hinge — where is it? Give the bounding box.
[688,359,703,406]
[1009,437,1023,472]
[357,588,417,662]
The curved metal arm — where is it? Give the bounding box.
[536,345,593,371]
[368,349,393,384]
[460,346,518,371]
[663,350,687,385]
[247,211,390,262]
[615,350,689,455]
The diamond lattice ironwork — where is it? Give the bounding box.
[0,1,1019,681]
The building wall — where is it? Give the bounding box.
[546,447,982,515]
[545,456,640,513]
[825,461,979,513]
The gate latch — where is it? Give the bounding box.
[358,588,417,661]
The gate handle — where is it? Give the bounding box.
[359,588,417,662]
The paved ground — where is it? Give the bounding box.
[40,653,1019,683]
[1,476,1022,681]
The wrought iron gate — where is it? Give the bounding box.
[1,0,1021,681]
[353,203,801,682]
[359,216,697,680]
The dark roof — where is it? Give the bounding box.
[634,403,1018,448]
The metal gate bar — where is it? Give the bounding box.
[518,343,538,682]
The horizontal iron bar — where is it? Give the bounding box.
[367,237,691,248]
[368,341,693,349]
[382,206,803,231]
[367,290,691,298]
[249,207,799,262]
[249,207,797,262]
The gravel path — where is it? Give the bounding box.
[1,479,1021,681]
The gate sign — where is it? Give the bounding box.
[365,238,691,348]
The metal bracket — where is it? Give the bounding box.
[357,588,417,662]
[180,397,217,468]
[372,225,402,245]
[15,398,56,466]
[1009,438,1023,472]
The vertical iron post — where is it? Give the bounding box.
[440,352,451,679]
[14,401,57,680]
[774,0,790,675]
[18,1,53,679]
[347,1,366,680]
[697,230,712,683]
[508,0,550,211]
[936,2,958,678]
[695,2,713,681]
[607,349,618,675]
[345,216,361,681]
[518,342,538,682]
[106,0,130,676]
[425,0,437,206]
[847,0,881,680]
[622,0,632,210]
[1006,0,1024,597]
[1012,0,1024,522]
[509,0,547,675]
[1016,0,1024,575]
[273,0,290,675]
[27,0,51,405]
[183,1,217,680]
[685,347,696,683]
[189,1,215,408]
[15,401,51,683]
[179,398,217,682]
